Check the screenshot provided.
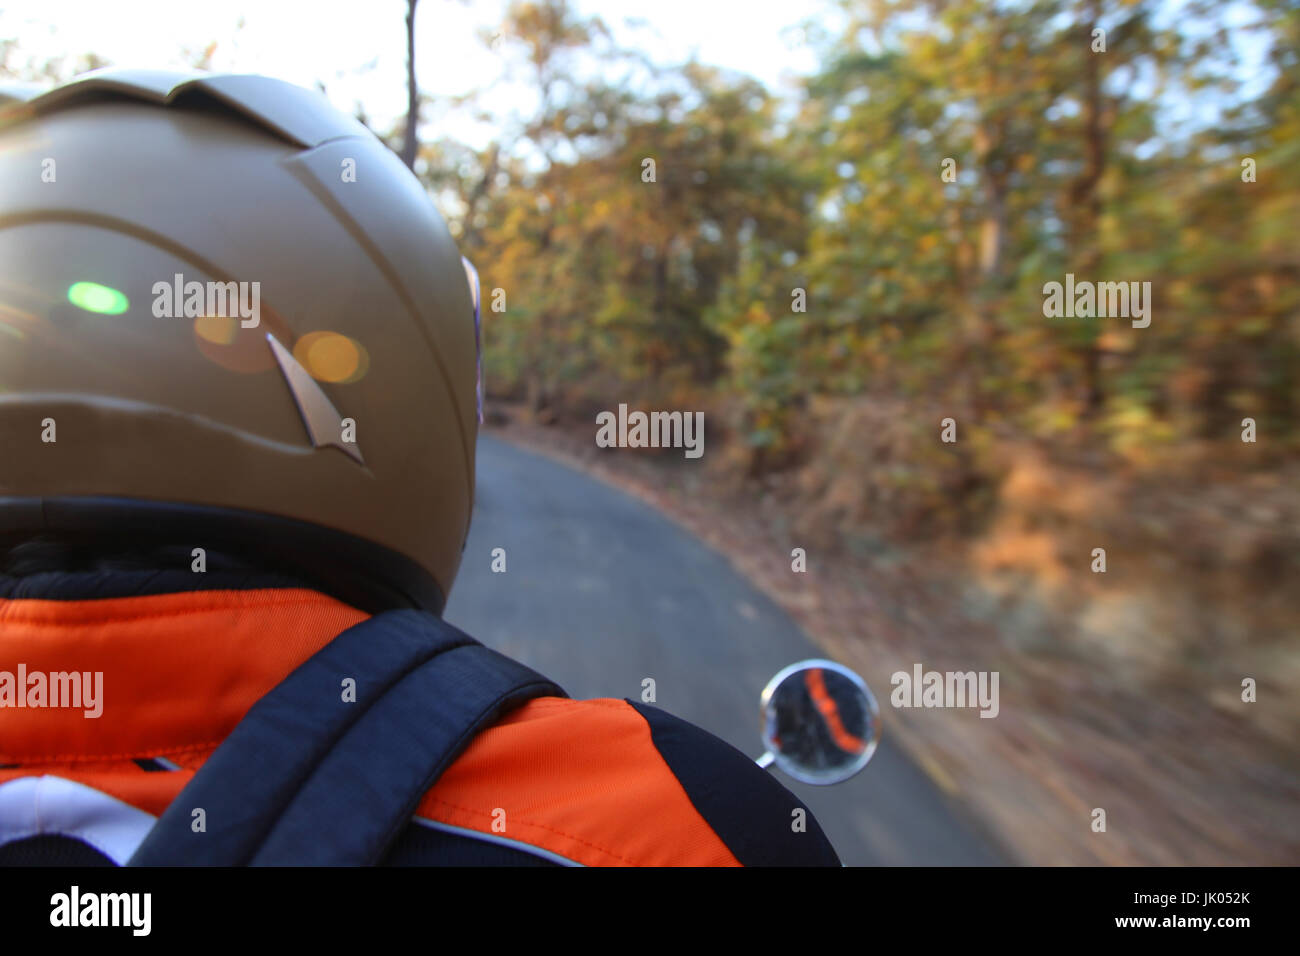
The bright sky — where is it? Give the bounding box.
[1,0,1274,153]
[0,0,833,147]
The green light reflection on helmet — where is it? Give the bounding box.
[67,281,129,315]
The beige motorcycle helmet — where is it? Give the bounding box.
[0,70,483,613]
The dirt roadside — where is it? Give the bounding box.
[485,408,1299,866]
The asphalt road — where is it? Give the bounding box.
[445,435,1003,866]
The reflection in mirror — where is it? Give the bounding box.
[760,659,880,785]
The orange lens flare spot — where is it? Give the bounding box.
[191,314,275,374]
[194,314,239,345]
[293,331,368,384]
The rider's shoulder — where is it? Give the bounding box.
[621,699,842,866]
[417,695,840,865]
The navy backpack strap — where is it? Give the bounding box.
[249,641,559,865]
[128,609,564,866]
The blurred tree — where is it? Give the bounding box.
[401,0,420,170]
[417,0,1297,475]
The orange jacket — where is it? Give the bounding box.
[0,584,839,866]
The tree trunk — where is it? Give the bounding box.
[400,0,420,171]
[1072,2,1107,416]
[651,240,671,377]
[459,144,501,252]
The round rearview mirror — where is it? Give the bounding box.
[759,659,880,785]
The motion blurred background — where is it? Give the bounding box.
[3,0,1296,864]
